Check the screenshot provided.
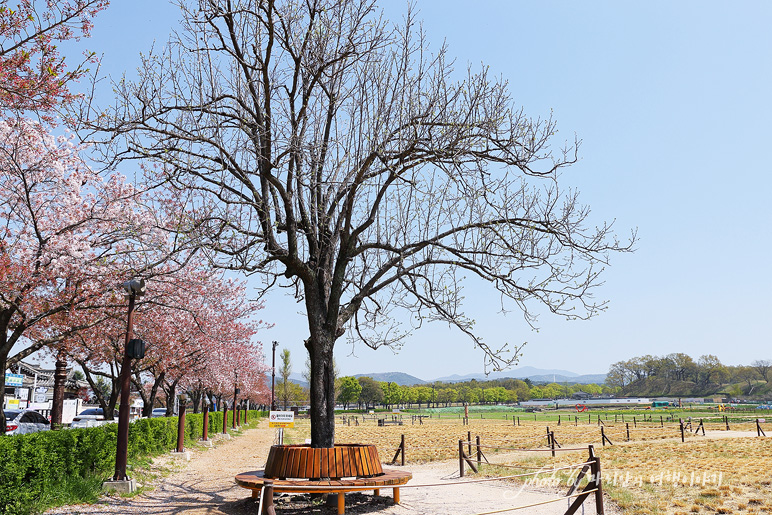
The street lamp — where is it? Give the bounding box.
[271,341,278,411]
[113,278,145,484]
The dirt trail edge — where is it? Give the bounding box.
[46,420,617,515]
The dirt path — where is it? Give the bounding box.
[45,420,616,515]
[46,423,275,515]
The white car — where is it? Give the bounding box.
[70,408,118,428]
[3,409,51,435]
[151,408,168,417]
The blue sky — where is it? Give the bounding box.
[74,1,772,380]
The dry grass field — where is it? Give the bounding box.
[284,415,771,514]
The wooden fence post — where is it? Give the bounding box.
[680,420,685,442]
[550,431,556,457]
[459,440,465,477]
[467,431,472,457]
[592,450,605,515]
[476,435,482,466]
[626,423,630,442]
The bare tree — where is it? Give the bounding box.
[83,0,633,447]
[279,348,292,409]
[752,359,772,383]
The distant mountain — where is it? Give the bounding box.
[264,372,308,388]
[527,373,606,385]
[432,366,584,383]
[353,372,427,386]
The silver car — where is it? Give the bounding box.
[70,408,118,428]
[3,409,51,435]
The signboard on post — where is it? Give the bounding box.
[269,410,295,428]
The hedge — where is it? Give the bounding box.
[0,410,261,515]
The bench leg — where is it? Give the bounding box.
[337,492,345,515]
[373,488,380,496]
[393,487,400,505]
[251,489,260,499]
[262,484,276,515]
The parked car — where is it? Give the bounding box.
[70,408,118,428]
[151,408,168,418]
[3,409,51,435]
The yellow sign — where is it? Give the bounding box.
[269,410,295,428]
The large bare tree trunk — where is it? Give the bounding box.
[306,335,336,448]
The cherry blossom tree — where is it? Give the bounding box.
[66,262,269,419]
[0,0,107,119]
[0,116,153,432]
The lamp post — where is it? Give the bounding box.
[113,278,146,483]
[271,341,278,410]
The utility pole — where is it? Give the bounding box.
[271,341,278,411]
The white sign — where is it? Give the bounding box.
[269,410,295,428]
[759,418,766,423]
[392,408,400,414]
[62,399,79,424]
[5,373,24,387]
[35,393,47,403]
[17,388,29,401]
[36,387,48,394]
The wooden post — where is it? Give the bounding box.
[459,440,465,477]
[467,431,472,457]
[680,420,685,442]
[725,415,730,431]
[633,416,637,428]
[401,434,406,465]
[223,403,228,435]
[660,415,663,427]
[546,426,551,449]
[558,414,561,425]
[550,431,556,457]
[202,404,209,441]
[592,450,604,514]
[757,419,766,437]
[626,423,630,442]
[476,435,482,466]
[176,404,186,453]
[517,416,520,426]
[601,426,606,446]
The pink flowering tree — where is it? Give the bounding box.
[0,117,152,431]
[0,0,107,119]
[65,261,270,418]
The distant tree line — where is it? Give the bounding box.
[335,376,619,410]
[606,353,772,397]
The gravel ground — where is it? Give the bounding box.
[45,420,615,515]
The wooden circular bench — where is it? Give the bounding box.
[235,468,412,514]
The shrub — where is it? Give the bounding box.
[0,411,260,515]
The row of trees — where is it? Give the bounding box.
[315,376,616,409]
[0,0,270,431]
[606,353,772,396]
